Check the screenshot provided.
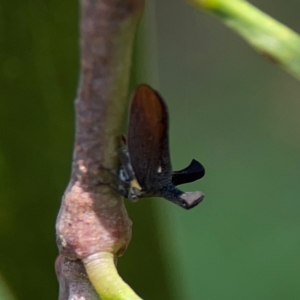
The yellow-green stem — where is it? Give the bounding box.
[83,253,142,300]
[187,0,300,81]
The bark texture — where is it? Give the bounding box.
[55,0,144,298]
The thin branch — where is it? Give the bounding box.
[56,0,144,299]
[55,255,100,300]
[187,0,300,81]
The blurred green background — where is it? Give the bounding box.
[1,0,300,299]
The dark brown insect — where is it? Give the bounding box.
[119,84,205,209]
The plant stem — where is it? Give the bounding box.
[187,0,300,81]
[56,0,144,299]
[83,253,142,300]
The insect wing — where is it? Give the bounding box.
[127,85,172,192]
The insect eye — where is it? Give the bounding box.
[119,169,128,182]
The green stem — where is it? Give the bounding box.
[83,253,142,300]
[187,0,300,81]
[0,276,15,300]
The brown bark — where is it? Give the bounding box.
[55,0,144,298]
[55,255,100,300]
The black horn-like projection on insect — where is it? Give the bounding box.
[119,84,205,210]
